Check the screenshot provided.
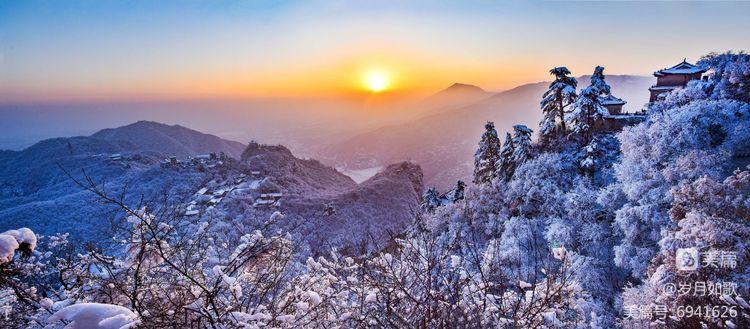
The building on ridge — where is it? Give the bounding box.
[648,59,707,102]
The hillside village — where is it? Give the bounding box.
[183,171,283,217]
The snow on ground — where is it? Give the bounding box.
[247,179,262,189]
[47,302,139,329]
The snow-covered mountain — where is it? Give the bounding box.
[322,75,653,188]
[0,122,249,240]
[0,122,423,254]
[282,161,423,253]
[181,142,423,254]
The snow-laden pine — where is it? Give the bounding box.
[540,67,578,138]
[473,121,502,184]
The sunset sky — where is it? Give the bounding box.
[2,0,750,103]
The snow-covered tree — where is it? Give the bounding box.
[613,52,750,326]
[495,132,515,181]
[0,228,74,327]
[540,67,578,137]
[421,181,465,213]
[622,167,750,328]
[567,67,612,141]
[590,65,611,96]
[473,121,502,184]
[567,86,609,141]
[510,125,533,165]
[421,187,441,212]
[579,137,604,178]
[493,125,533,182]
[699,51,750,103]
[614,98,750,279]
[451,180,465,202]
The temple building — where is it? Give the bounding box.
[599,94,626,115]
[648,59,707,102]
[593,91,643,132]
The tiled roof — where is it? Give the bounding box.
[599,94,626,106]
[654,59,707,76]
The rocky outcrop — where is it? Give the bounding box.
[270,161,424,254]
[240,141,356,196]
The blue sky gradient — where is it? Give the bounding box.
[2,1,749,102]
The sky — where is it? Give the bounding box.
[1,0,750,103]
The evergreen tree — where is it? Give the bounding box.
[579,138,603,178]
[451,180,465,202]
[567,86,608,141]
[495,132,515,181]
[540,67,578,137]
[473,122,502,184]
[568,66,611,141]
[511,125,533,165]
[589,66,611,95]
[421,187,441,212]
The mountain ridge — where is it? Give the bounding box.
[91,120,246,158]
[0,121,425,254]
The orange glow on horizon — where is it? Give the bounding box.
[2,52,558,104]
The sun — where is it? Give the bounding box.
[363,70,391,93]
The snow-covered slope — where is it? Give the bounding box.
[199,143,424,254]
[0,123,424,254]
[284,161,423,253]
[240,142,357,196]
[0,121,247,239]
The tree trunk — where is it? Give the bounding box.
[586,111,592,143]
[558,92,566,132]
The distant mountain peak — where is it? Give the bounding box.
[128,120,175,128]
[100,120,180,133]
[90,121,246,158]
[441,83,486,94]
[420,83,491,110]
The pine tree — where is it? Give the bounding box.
[568,66,612,142]
[421,187,441,212]
[540,67,578,137]
[511,125,533,165]
[567,86,608,140]
[579,138,603,178]
[473,122,502,184]
[495,132,515,181]
[589,66,611,96]
[451,180,465,202]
